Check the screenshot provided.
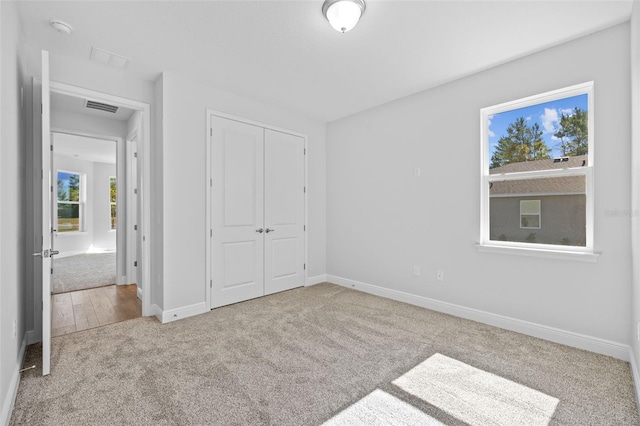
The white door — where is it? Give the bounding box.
[264,130,305,295]
[211,117,265,308]
[40,50,53,376]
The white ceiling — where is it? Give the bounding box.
[51,91,135,122]
[53,133,116,164]
[16,0,633,123]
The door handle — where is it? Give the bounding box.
[265,228,275,233]
[256,228,264,233]
[33,249,59,257]
[50,250,60,257]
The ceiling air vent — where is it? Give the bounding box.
[85,100,119,114]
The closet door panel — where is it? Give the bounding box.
[264,129,305,295]
[211,117,264,308]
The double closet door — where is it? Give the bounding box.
[210,116,305,309]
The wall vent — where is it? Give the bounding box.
[85,100,119,114]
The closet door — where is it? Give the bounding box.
[263,129,305,295]
[211,117,265,308]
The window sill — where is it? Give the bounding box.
[56,231,87,237]
[475,244,600,263]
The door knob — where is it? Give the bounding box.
[256,228,264,233]
[265,228,274,233]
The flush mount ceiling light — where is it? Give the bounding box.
[322,0,366,33]
[49,19,73,35]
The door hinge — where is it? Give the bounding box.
[134,152,138,158]
[210,229,212,237]
[304,263,306,270]
[134,188,138,194]
[210,178,213,187]
[304,225,306,231]
[50,267,53,275]
[134,225,138,231]
[50,185,53,193]
[134,261,138,267]
[304,148,306,155]
[50,145,53,151]
[210,279,212,288]
[303,186,306,193]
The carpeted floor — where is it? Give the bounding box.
[10,283,640,425]
[52,252,117,294]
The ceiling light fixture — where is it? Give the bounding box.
[322,0,366,33]
[49,19,73,35]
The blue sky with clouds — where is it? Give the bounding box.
[488,94,588,159]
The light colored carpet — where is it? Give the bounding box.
[10,283,640,425]
[52,252,116,294]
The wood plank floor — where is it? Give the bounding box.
[52,284,141,337]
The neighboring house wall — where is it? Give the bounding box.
[327,23,631,349]
[490,195,586,246]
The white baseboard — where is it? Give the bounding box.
[25,330,37,345]
[150,304,163,322]
[160,302,209,324]
[306,274,327,286]
[1,335,27,426]
[327,275,630,361]
[136,286,142,301]
[629,349,640,416]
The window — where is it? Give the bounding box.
[480,82,594,254]
[57,170,84,232]
[520,200,540,229]
[110,176,117,230]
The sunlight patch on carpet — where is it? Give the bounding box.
[393,353,558,426]
[323,389,444,426]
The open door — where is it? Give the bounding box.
[39,50,53,376]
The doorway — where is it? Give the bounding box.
[48,114,140,336]
[32,52,152,375]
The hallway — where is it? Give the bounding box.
[51,284,141,337]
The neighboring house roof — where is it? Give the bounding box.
[490,155,587,196]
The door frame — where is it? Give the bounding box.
[50,129,124,278]
[205,109,308,309]
[46,81,152,316]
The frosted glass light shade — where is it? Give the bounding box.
[323,0,366,33]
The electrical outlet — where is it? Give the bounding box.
[413,266,421,277]
[13,320,17,338]
[436,270,444,282]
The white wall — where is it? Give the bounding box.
[0,2,27,424]
[629,0,640,402]
[92,162,117,250]
[51,109,126,138]
[160,71,326,313]
[327,23,631,351]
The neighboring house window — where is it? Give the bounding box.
[520,200,541,229]
[480,82,593,252]
[110,176,117,230]
[57,170,84,232]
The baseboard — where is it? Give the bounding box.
[136,286,142,301]
[1,335,27,426]
[150,304,163,322]
[25,330,37,345]
[327,275,630,361]
[160,302,209,324]
[306,274,327,286]
[630,348,640,416]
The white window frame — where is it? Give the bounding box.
[478,82,598,262]
[109,175,117,231]
[56,169,86,233]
